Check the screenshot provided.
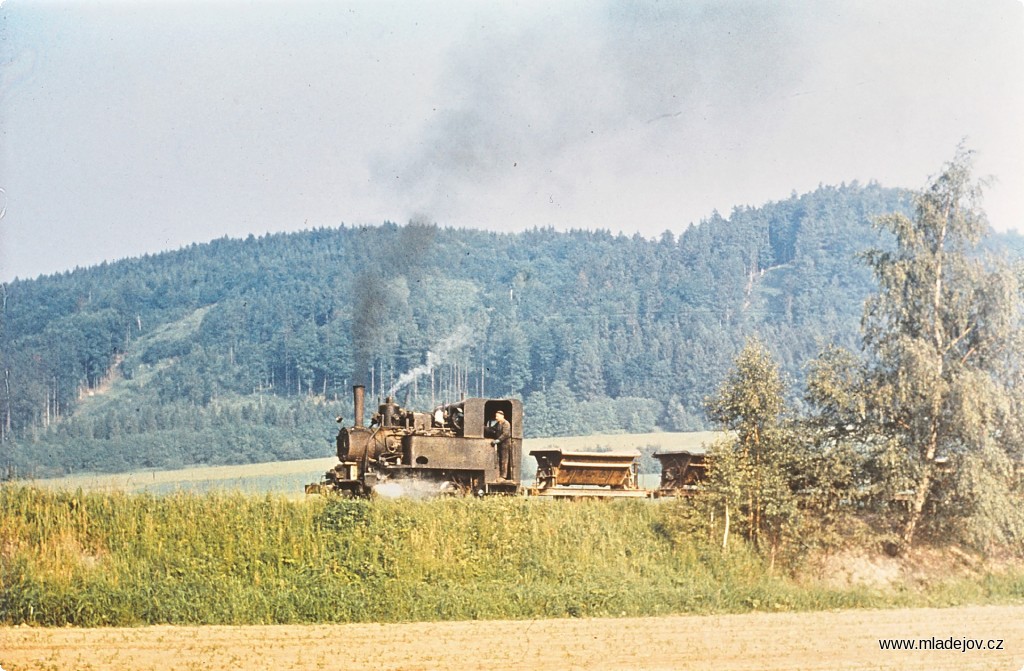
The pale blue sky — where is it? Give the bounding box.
[1,0,1022,281]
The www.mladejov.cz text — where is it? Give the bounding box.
[878,637,1005,652]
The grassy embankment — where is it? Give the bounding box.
[2,486,1023,627]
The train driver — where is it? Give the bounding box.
[490,410,512,480]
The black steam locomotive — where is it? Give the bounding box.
[309,385,523,497]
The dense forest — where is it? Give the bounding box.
[2,180,1019,478]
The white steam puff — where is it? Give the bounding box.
[372,479,453,500]
[388,324,474,397]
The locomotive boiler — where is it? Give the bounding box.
[309,385,523,497]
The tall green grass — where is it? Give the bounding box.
[1,486,1021,626]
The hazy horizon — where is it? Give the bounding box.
[2,0,1022,282]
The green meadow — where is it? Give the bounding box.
[3,486,1022,627]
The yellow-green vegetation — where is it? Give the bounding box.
[3,486,1023,627]
[23,456,339,497]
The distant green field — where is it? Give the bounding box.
[22,431,724,496]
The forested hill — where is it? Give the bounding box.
[4,181,1014,478]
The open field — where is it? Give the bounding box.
[2,605,1022,671]
[19,456,340,498]
[21,431,722,495]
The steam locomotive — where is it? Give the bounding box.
[309,385,523,497]
[308,385,709,499]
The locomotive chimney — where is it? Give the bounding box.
[353,385,366,428]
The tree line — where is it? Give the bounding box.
[2,169,1020,479]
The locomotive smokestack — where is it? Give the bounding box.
[353,385,366,428]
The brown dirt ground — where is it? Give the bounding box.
[2,605,1022,671]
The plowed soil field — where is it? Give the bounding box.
[2,604,1022,671]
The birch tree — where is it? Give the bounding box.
[861,146,1023,550]
[706,339,800,558]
